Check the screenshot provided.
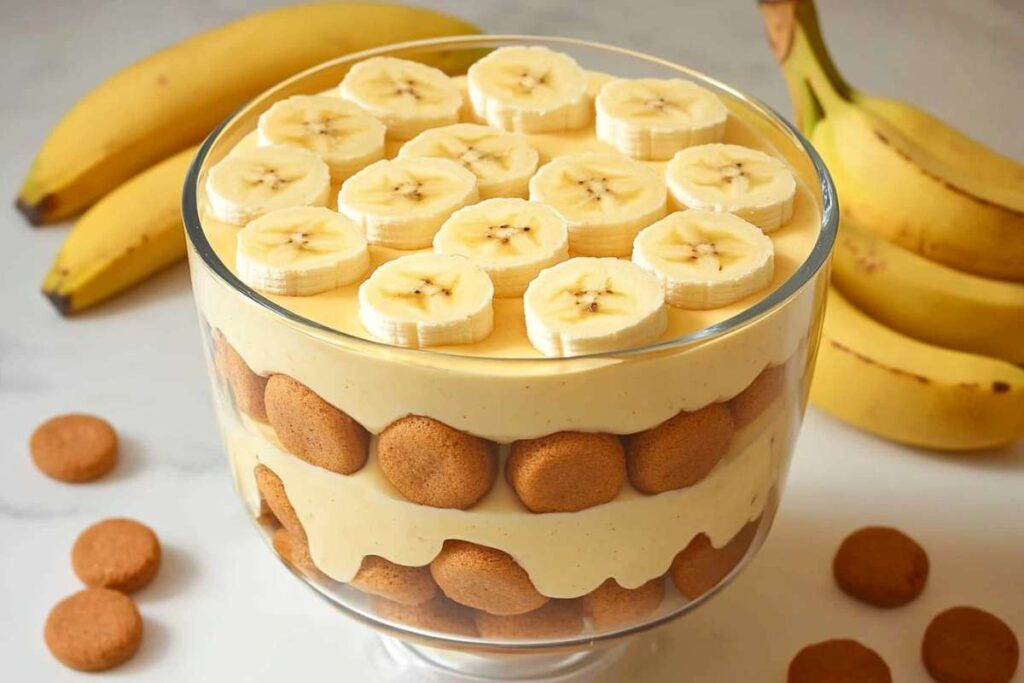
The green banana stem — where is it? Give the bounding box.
[757,0,850,133]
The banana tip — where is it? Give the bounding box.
[15,195,51,226]
[43,288,72,316]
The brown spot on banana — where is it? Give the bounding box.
[992,382,1011,394]
[758,0,797,64]
[828,339,931,385]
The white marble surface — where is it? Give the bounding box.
[2,1,1022,681]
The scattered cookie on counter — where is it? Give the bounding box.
[922,606,1018,683]
[787,639,892,683]
[264,375,369,475]
[218,339,269,422]
[373,595,478,638]
[832,526,929,608]
[582,577,665,631]
[728,364,786,429]
[474,599,583,639]
[44,588,143,672]
[507,431,625,513]
[626,403,735,494]
[430,540,548,615]
[670,521,758,600]
[72,518,161,593]
[352,556,437,606]
[377,416,496,509]
[254,464,306,539]
[30,413,118,483]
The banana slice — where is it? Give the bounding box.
[665,143,796,232]
[337,157,479,249]
[523,257,667,357]
[433,198,569,297]
[632,210,774,309]
[529,152,667,257]
[338,56,461,140]
[358,252,494,348]
[399,123,539,199]
[205,145,331,226]
[595,78,727,160]
[236,206,370,296]
[467,46,590,133]
[256,95,386,181]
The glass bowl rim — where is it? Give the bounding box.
[181,33,838,364]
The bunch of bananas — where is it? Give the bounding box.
[759,0,1024,450]
[17,3,480,314]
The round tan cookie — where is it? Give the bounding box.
[582,577,665,631]
[377,416,496,509]
[729,364,786,429]
[626,403,735,494]
[833,526,929,608]
[788,639,892,683]
[922,606,1019,683]
[30,414,118,483]
[373,595,478,637]
[219,339,269,422]
[475,599,583,640]
[72,518,161,593]
[507,432,626,513]
[254,464,305,539]
[264,374,368,475]
[272,528,322,578]
[670,520,758,600]
[430,540,548,616]
[352,556,437,606]
[44,588,143,672]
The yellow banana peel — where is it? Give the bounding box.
[17,3,480,224]
[41,147,198,315]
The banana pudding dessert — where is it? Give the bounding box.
[188,42,829,644]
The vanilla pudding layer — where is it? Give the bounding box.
[220,388,797,598]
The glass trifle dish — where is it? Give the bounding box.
[184,36,836,680]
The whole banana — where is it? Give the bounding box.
[811,288,1024,451]
[42,147,198,314]
[17,3,480,224]
[759,0,1024,282]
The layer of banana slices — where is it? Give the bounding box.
[256,95,386,181]
[236,206,369,296]
[595,78,727,160]
[523,257,667,357]
[215,46,803,354]
[338,56,462,140]
[433,198,569,297]
[467,46,590,133]
[529,152,668,257]
[399,123,539,199]
[358,252,494,348]
[337,157,479,249]
[206,145,331,226]
[632,210,774,309]
[665,143,796,233]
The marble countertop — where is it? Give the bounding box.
[2,1,1021,680]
